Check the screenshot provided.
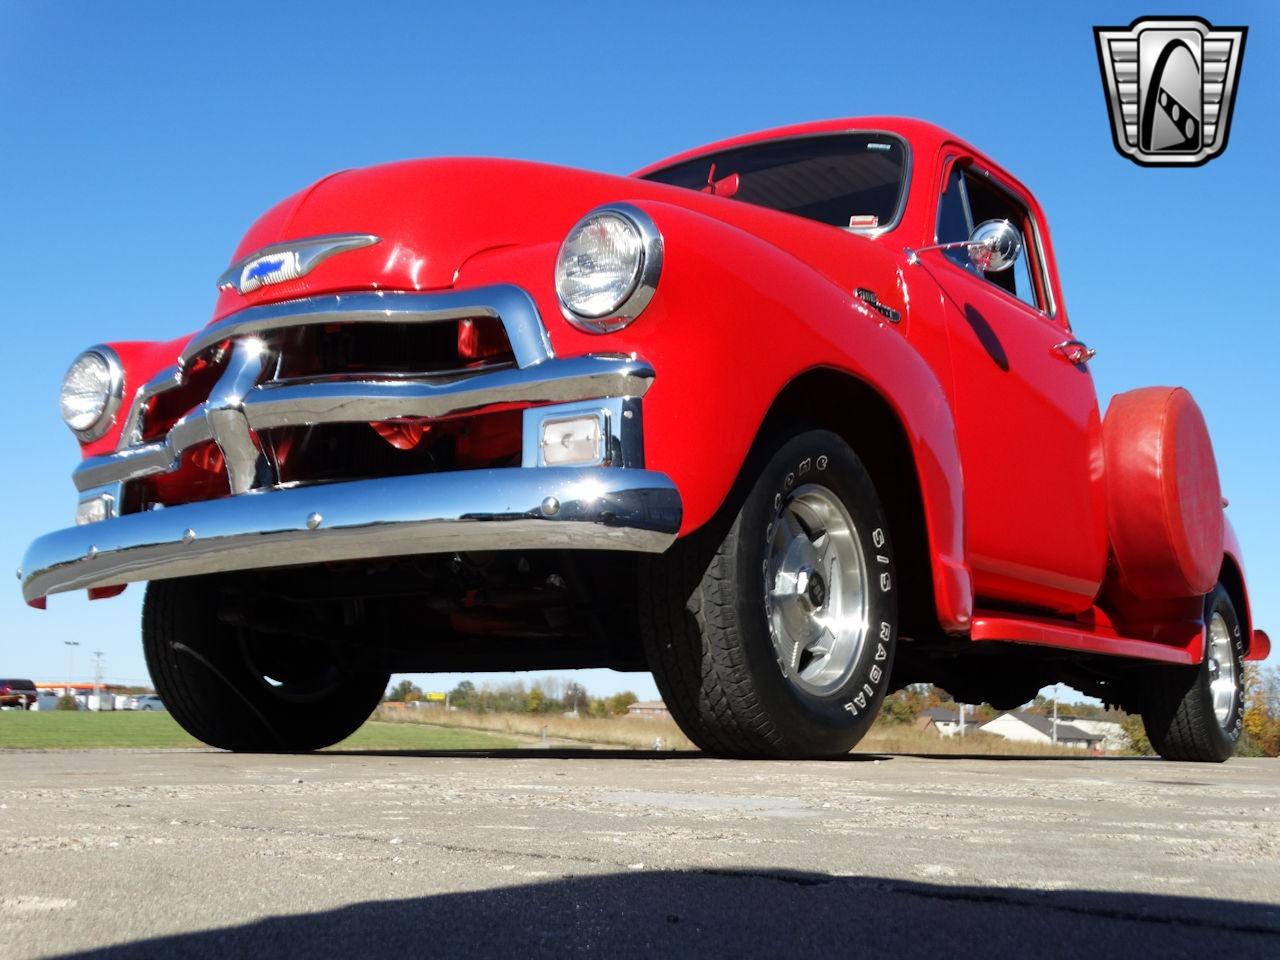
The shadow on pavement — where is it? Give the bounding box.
[884,753,1145,762]
[322,747,893,761]
[55,868,1278,959]
[322,747,1136,763]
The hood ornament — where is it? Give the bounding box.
[217,233,381,294]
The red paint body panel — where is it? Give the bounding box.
[64,116,1259,662]
[970,612,1200,665]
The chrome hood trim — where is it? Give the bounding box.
[217,234,381,295]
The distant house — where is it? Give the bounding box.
[1061,717,1131,752]
[626,700,671,719]
[980,712,1105,752]
[918,707,966,737]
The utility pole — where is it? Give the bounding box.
[64,640,80,700]
[958,702,966,737]
[1051,684,1060,744]
[92,651,105,711]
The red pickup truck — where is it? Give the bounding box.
[21,117,1267,761]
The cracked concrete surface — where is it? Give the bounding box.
[0,749,1277,957]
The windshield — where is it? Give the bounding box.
[641,133,908,232]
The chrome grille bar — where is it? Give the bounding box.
[180,285,554,370]
[75,355,655,492]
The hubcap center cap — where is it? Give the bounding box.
[766,484,870,697]
[806,572,827,608]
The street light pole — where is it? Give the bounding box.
[92,650,105,711]
[64,640,80,701]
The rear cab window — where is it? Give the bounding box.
[641,133,910,234]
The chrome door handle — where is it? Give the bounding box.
[1052,339,1096,365]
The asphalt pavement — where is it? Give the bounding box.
[1,748,1277,958]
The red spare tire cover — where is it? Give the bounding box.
[1103,387,1223,599]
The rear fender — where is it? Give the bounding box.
[1221,518,1264,659]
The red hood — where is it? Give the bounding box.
[212,158,661,322]
[212,156,901,323]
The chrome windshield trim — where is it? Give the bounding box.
[184,286,555,371]
[72,354,655,492]
[24,467,682,603]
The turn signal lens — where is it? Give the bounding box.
[540,414,603,466]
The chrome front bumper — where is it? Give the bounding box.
[21,467,682,604]
[25,283,676,606]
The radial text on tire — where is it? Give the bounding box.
[641,429,898,759]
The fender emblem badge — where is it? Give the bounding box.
[855,287,901,323]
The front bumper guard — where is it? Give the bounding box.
[20,467,682,605]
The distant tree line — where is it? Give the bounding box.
[382,668,1280,756]
[1242,665,1280,757]
[384,677,638,718]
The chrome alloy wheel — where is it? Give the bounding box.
[1206,611,1240,728]
[764,483,870,696]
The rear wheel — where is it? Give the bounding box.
[143,578,389,752]
[641,430,898,758]
[1140,584,1244,762]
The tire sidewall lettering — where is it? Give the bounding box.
[751,439,897,731]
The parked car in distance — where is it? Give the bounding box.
[128,695,166,712]
[0,679,38,710]
[19,117,1269,761]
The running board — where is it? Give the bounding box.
[969,612,1201,665]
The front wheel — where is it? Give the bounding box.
[143,578,390,752]
[1140,584,1244,762]
[641,429,898,758]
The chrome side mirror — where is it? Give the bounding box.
[966,219,1022,273]
[904,218,1024,272]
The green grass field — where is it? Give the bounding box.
[0,711,518,751]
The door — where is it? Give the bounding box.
[930,157,1107,613]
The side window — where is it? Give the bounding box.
[935,161,1047,311]
[936,166,972,271]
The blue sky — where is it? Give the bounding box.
[0,1,1275,701]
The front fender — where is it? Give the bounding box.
[470,201,973,631]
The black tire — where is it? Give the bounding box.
[1140,584,1244,763]
[143,578,390,752]
[640,429,898,758]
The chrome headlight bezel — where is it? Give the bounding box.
[60,345,125,442]
[554,203,663,333]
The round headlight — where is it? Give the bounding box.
[60,347,123,440]
[554,205,662,332]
